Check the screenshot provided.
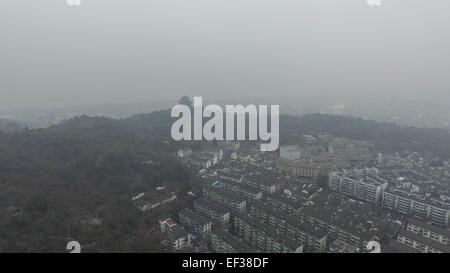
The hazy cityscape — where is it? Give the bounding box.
[0,0,449,257]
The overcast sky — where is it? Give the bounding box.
[1,0,449,110]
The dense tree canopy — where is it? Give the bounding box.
[280,113,450,159]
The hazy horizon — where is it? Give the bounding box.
[1,0,450,110]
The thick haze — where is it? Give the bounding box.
[1,0,449,110]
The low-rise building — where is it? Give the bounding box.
[216,180,263,200]
[233,213,304,253]
[265,193,303,216]
[167,226,192,250]
[159,217,178,233]
[179,208,212,236]
[277,158,350,178]
[328,168,388,204]
[280,145,301,160]
[406,218,449,246]
[396,229,450,253]
[193,198,231,224]
[382,189,450,227]
[247,201,327,252]
[203,186,247,213]
[328,138,374,161]
[132,191,177,212]
[210,229,253,253]
[328,239,358,253]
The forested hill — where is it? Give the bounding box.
[0,111,193,253]
[280,113,450,159]
[127,110,450,159]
